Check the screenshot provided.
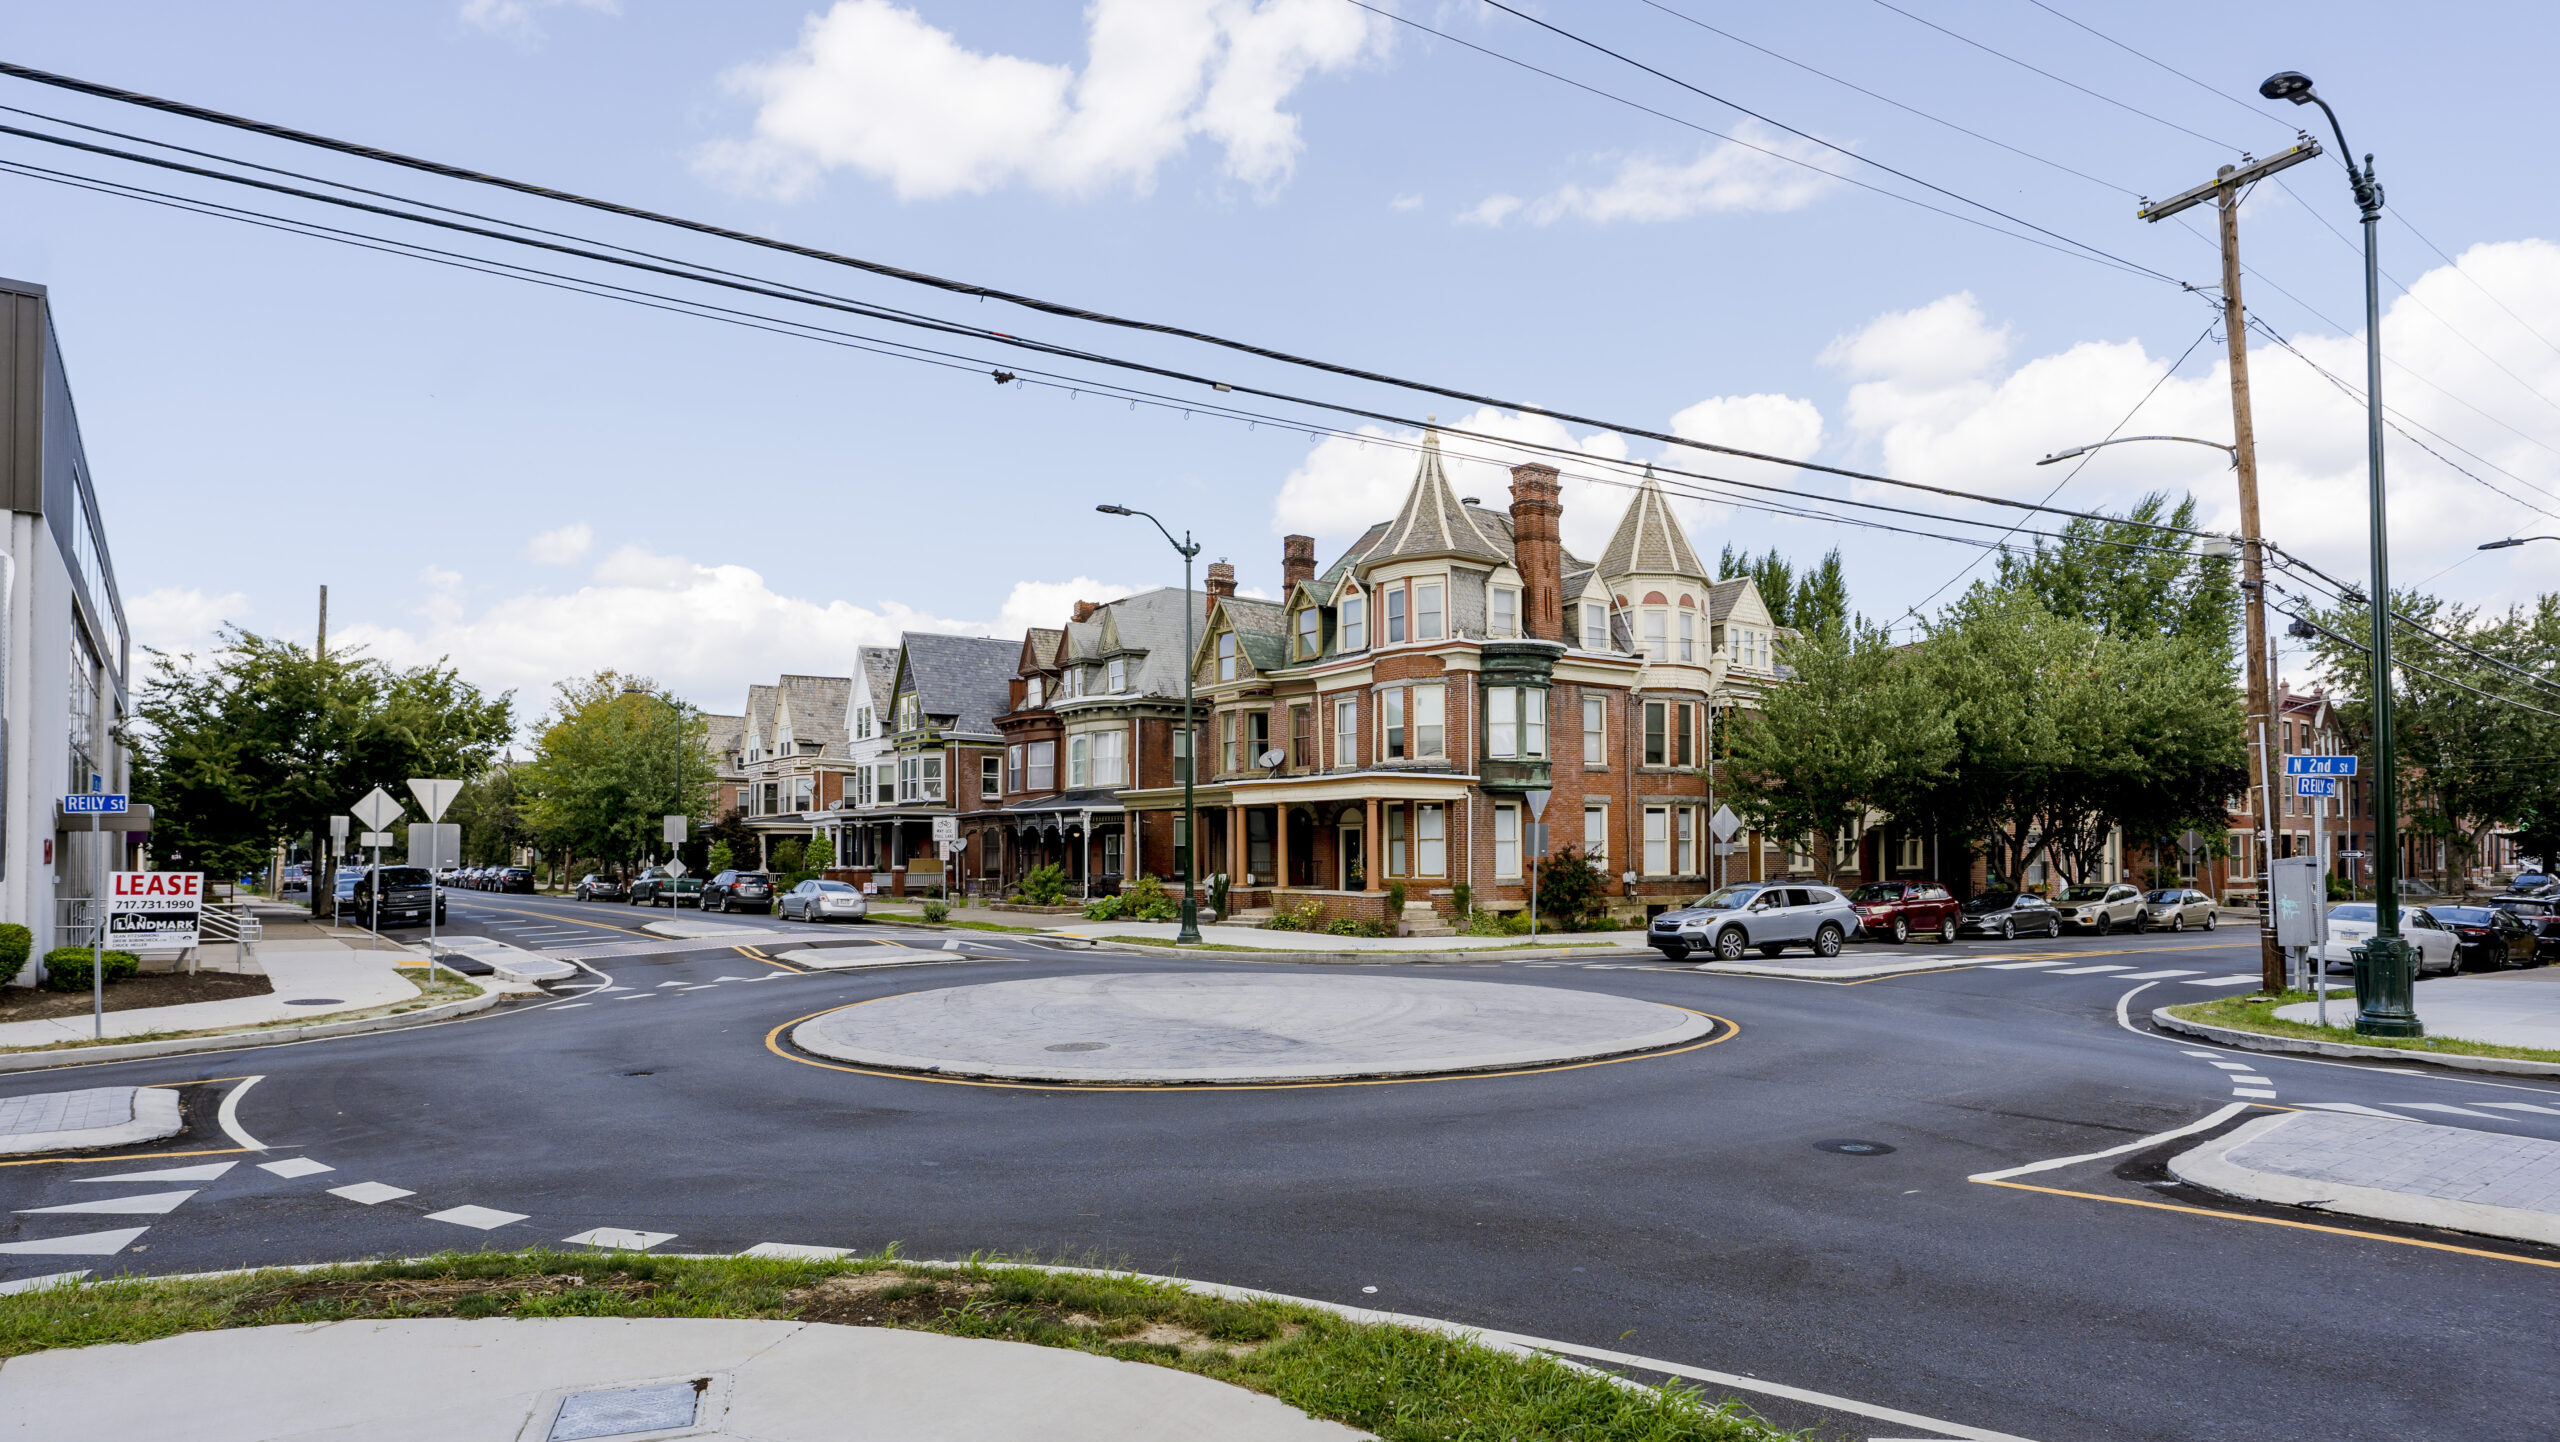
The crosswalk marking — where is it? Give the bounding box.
[2479,1102,2560,1116]
[2232,1088,2279,1099]
[2182,975,2262,987]
[2301,1102,2399,1118]
[0,1270,90,1294]
[1981,961,2063,970]
[425,1204,527,1230]
[257,1158,333,1179]
[2393,1102,2499,1119]
[17,1190,196,1216]
[564,1227,675,1250]
[2118,969,2204,980]
[328,1182,416,1205]
[2208,1061,2255,1071]
[2050,964,2132,975]
[554,1002,592,1009]
[0,1227,150,1256]
[75,1162,236,1184]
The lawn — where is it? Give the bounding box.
[2164,989,2560,1066]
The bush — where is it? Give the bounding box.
[1014,863,1068,906]
[1082,894,1125,921]
[1385,881,1407,915]
[920,899,949,923]
[803,833,836,874]
[42,947,140,991]
[1208,873,1230,921]
[1261,900,1325,931]
[0,923,30,986]
[1121,874,1179,922]
[1462,908,1531,937]
[1449,882,1471,915]
[1534,844,1612,931]
[1324,916,1389,937]
[770,839,805,875]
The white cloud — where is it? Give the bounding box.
[1389,192,1424,212]
[459,0,617,42]
[697,0,1386,202]
[525,522,595,565]
[1455,194,1521,228]
[1273,408,1659,560]
[128,586,248,658]
[1472,123,1838,228]
[992,577,1137,637]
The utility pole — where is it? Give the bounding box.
[311,584,329,918]
[2141,138,2321,995]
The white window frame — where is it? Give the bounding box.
[981,754,1001,799]
[1417,802,1446,876]
[1582,602,1607,652]
[1216,632,1237,682]
[1092,729,1128,788]
[1412,684,1445,760]
[1386,586,1407,645]
[1106,658,1127,693]
[1025,676,1043,709]
[1340,592,1367,650]
[1416,580,1445,641]
[1494,803,1521,879]
[1642,609,1667,660]
[1026,740,1055,791]
[1583,695,1605,766]
[1295,607,1320,659]
[1334,696,1358,768]
[1383,688,1406,760]
[1068,734,1091,789]
[1491,586,1518,638]
[921,754,942,802]
[1676,807,1696,874]
[1643,806,1671,876]
[1678,610,1695,662]
[1583,801,1608,862]
[1489,686,1517,760]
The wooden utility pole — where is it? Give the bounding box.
[311,584,329,916]
[2141,138,2322,994]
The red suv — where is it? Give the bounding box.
[1848,882,1962,943]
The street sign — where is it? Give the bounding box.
[663,814,688,845]
[1710,805,1742,842]
[61,792,129,815]
[330,815,350,844]
[1523,788,1551,822]
[2284,755,2358,777]
[408,823,460,870]
[360,830,395,847]
[2271,856,2325,948]
[932,816,958,843]
[1525,823,1548,855]
[2180,829,2202,853]
[665,858,689,878]
[109,871,202,949]
[407,778,463,822]
[351,787,404,832]
[1714,841,1747,856]
[2294,776,2339,798]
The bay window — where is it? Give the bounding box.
[1068,735,1090,789]
[1412,685,1445,759]
[1642,608,1667,660]
[1678,610,1695,662]
[1485,687,1547,760]
[1417,581,1444,641]
[1383,689,1406,759]
[1026,740,1055,791]
[1006,745,1023,793]
[1221,713,1237,773]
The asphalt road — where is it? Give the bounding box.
[6,889,2556,1441]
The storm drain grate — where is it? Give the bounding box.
[548,1379,704,1440]
[1813,1139,1896,1156]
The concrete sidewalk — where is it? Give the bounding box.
[0,940,425,1051]
[0,1316,1366,1441]
[1041,918,1649,953]
[2274,967,2560,1050]
[2171,1110,2560,1246]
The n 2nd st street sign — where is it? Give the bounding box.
[2283,755,2357,777]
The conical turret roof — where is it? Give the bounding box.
[1364,426,1510,567]
[1597,466,1708,583]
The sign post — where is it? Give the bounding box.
[1524,790,1551,940]
[408,780,461,982]
[1710,806,1743,891]
[350,788,406,957]
[63,790,129,1039]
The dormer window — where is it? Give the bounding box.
[1107,658,1127,692]
[1340,592,1367,650]
[1026,676,1044,709]
[1295,608,1319,659]
[1416,581,1444,641]
[1581,603,1607,651]
[1216,632,1238,682]
[1491,586,1518,638]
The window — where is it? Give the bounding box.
[1107,658,1127,693]
[855,705,872,739]
[981,755,1001,799]
[1387,806,1408,876]
[1220,713,1237,773]
[1582,603,1608,652]
[1486,687,1547,760]
[67,632,99,792]
[1416,581,1444,641]
[1644,701,1667,766]
[1063,667,1083,699]
[1491,587,1518,638]
[1384,689,1406,759]
[1644,807,1670,874]
[1678,610,1695,662]
[791,776,814,812]
[1247,808,1274,881]
[1005,746,1022,793]
[874,767,894,804]
[1583,801,1608,862]
[1068,734,1091,789]
[1091,729,1128,787]
[1676,704,1694,767]
[1523,688,1546,759]
[1583,695,1605,766]
[1897,835,1924,871]
[1216,633,1237,682]
[1335,696,1358,768]
[1413,685,1445,759]
[1386,586,1407,644]
[1100,830,1123,877]
[1417,803,1446,875]
[1290,706,1313,769]
[1025,677,1043,709]
[1296,608,1320,658]
[1642,609,1667,660]
[1173,723,1193,781]
[1494,804,1521,878]
[760,782,779,815]
[1246,711,1271,767]
[1026,740,1055,791]
[896,693,920,730]
[1341,592,1367,650]
[1677,807,1696,874]
[922,755,942,801]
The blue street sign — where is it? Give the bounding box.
[2284,755,2358,777]
[2295,776,2339,798]
[62,793,129,814]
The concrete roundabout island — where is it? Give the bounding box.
[788,972,1721,1084]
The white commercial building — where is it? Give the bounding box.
[1,277,135,971]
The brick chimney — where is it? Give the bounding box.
[1071,600,1101,623]
[1508,463,1564,641]
[1281,535,1316,593]
[1204,559,1237,618]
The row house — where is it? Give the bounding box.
[819,632,1016,894]
[723,674,854,866]
[1113,432,1781,928]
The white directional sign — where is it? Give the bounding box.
[109,871,202,949]
[1710,805,1742,842]
[360,831,396,847]
[407,778,463,822]
[408,823,460,871]
[351,787,405,832]
[932,816,959,843]
[663,814,688,845]
[664,858,689,878]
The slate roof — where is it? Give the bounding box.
[1363,429,1510,566]
[700,713,745,771]
[857,646,899,699]
[777,674,852,755]
[742,683,778,759]
[1597,467,1708,583]
[898,632,1022,738]
[1704,577,1755,623]
[1019,628,1063,675]
[1059,587,1206,699]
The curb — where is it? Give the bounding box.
[1076,941,1651,964]
[0,981,505,1073]
[2150,1007,2560,1077]
[2169,1112,2560,1248]
[0,1086,184,1155]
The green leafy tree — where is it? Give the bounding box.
[132,628,511,893]
[804,833,836,874]
[1718,545,1796,627]
[516,672,713,876]
[1995,492,2238,646]
[706,840,735,875]
[449,764,531,866]
[1532,843,1612,929]
[1788,549,1850,644]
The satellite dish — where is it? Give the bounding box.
[1258,749,1286,768]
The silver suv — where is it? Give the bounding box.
[2058,882,2148,934]
[1649,882,1862,962]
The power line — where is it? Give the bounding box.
[2266,555,2560,702]
[2011,0,2299,134]
[1861,0,2247,152]
[2265,586,2560,721]
[2393,210,2560,364]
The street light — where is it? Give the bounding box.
[2479,536,2559,550]
[1098,503,1205,945]
[2262,69,2420,1037]
[2036,435,2237,467]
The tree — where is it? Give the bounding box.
[805,832,836,874]
[450,764,532,865]
[1533,843,1613,929]
[132,628,513,890]
[1789,549,1850,643]
[515,672,714,877]
[1995,492,2238,647]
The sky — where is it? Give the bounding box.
[5,0,2557,726]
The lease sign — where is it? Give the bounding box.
[108,871,203,949]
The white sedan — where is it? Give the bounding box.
[2315,902,2460,976]
[780,879,869,923]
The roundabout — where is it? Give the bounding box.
[786,971,1719,1084]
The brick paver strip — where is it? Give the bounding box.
[0,1087,136,1137]
[2227,1112,2560,1212]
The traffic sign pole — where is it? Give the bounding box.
[92,797,102,1039]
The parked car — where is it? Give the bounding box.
[2139,888,2218,932]
[2057,883,2148,934]
[1648,882,1859,961]
[2430,904,2542,969]
[573,873,626,902]
[1846,881,1961,944]
[627,868,677,905]
[2316,902,2461,976]
[495,866,535,894]
[2482,895,2560,963]
[326,867,363,921]
[700,869,776,914]
[347,865,446,929]
[1956,891,2062,941]
[781,878,868,923]
[278,863,311,896]
[2508,870,2551,893]
[645,877,704,909]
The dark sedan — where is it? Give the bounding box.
[2430,905,2540,969]
[573,873,626,902]
[495,866,536,894]
[2486,895,2560,964]
[1956,891,2062,941]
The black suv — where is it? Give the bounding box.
[700,870,775,914]
[495,866,536,894]
[347,866,446,928]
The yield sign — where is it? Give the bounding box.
[1710,805,1743,842]
[350,786,404,832]
[408,778,463,822]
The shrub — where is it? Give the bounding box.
[1385,881,1407,915]
[1462,908,1532,937]
[1082,894,1125,921]
[1014,863,1068,906]
[770,839,805,875]
[706,842,735,876]
[0,923,30,986]
[1534,844,1612,931]
[1261,900,1325,931]
[803,833,836,874]
[1208,873,1230,921]
[920,899,950,923]
[1324,916,1389,937]
[42,947,140,991]
[1449,882,1471,916]
[1122,874,1180,922]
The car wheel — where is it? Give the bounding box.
[1813,924,1844,957]
[2171,914,2185,932]
[2095,914,2112,937]
[2001,918,2016,941]
[2046,916,2061,939]
[1715,928,1748,961]
[1891,916,1909,944]
[1939,916,1958,944]
[2205,912,2218,931]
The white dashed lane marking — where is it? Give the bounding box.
[16,1190,196,1216]
[257,1158,333,1179]
[328,1183,416,1205]
[563,1228,674,1251]
[425,1205,527,1231]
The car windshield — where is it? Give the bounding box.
[2144,890,2183,903]
[1848,885,1904,903]
[1963,892,2020,913]
[2328,903,2377,922]
[2432,906,2491,924]
[1687,886,1763,910]
[377,867,432,887]
[2060,886,2111,903]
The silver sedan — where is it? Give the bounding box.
[780,879,868,923]
[2139,888,2218,932]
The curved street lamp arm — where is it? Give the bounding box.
[2036,434,2239,467]
[1100,503,1201,560]
[2479,536,2560,550]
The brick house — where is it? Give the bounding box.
[838,632,1016,895]
[821,646,901,870]
[733,674,853,866]
[1119,431,1778,928]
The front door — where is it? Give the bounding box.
[1339,824,1364,890]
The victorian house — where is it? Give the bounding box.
[823,647,900,869]
[1119,432,1781,928]
[832,632,1015,895]
[733,674,853,866]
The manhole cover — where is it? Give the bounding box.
[284,998,344,1007]
[549,1379,703,1440]
[1044,1041,1110,1052]
[1814,1139,1895,1156]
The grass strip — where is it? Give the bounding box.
[0,971,488,1055]
[863,914,1044,934]
[0,1250,1788,1441]
[1099,935,1625,954]
[2165,990,2560,1065]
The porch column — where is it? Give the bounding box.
[1229,804,1247,885]
[1365,798,1382,892]
[1273,804,1290,891]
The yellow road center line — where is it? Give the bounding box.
[0,1146,254,1168]
[1972,1177,2560,1270]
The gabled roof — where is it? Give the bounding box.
[700,713,745,767]
[1198,595,1292,678]
[1363,428,1510,567]
[896,632,1021,737]
[855,646,898,700]
[1597,467,1708,583]
[1704,576,1758,623]
[777,674,852,754]
[1053,587,1208,699]
[742,683,778,757]
[1019,628,1063,676]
